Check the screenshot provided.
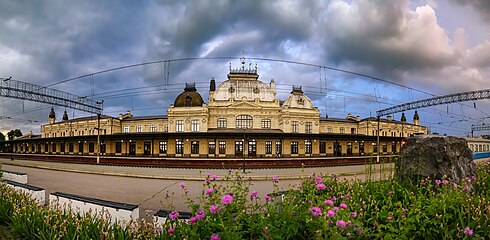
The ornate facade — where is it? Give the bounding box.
[5,59,428,160]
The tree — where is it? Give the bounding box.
[7,129,22,140]
[0,132,4,141]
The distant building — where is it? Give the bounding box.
[3,59,427,159]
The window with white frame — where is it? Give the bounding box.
[159,141,167,153]
[150,125,157,132]
[236,115,253,129]
[261,119,271,129]
[191,120,200,132]
[123,126,129,133]
[339,127,345,134]
[265,141,272,154]
[164,124,169,132]
[305,122,312,133]
[176,120,184,132]
[327,126,333,133]
[136,126,142,132]
[292,121,298,133]
[217,118,227,128]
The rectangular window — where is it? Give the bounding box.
[320,142,326,153]
[351,128,356,134]
[136,126,142,133]
[236,115,253,129]
[159,141,167,153]
[305,122,312,133]
[291,141,298,154]
[217,118,227,128]
[100,142,106,153]
[382,143,387,153]
[78,142,84,153]
[265,141,272,154]
[305,140,312,154]
[176,140,183,154]
[208,141,216,154]
[176,120,184,132]
[372,143,378,154]
[144,142,151,155]
[52,143,56,153]
[164,124,169,132]
[347,142,352,156]
[69,143,74,152]
[292,121,298,133]
[191,141,199,154]
[60,143,65,153]
[191,120,200,132]
[262,119,271,129]
[89,142,94,153]
[327,127,333,133]
[123,126,129,133]
[150,125,157,132]
[219,141,226,154]
[359,142,364,155]
[116,142,122,153]
[45,143,49,152]
[275,141,282,156]
[340,127,345,134]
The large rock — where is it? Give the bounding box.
[396,135,476,183]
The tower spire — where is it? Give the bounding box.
[241,50,245,70]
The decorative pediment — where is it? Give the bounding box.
[231,101,262,108]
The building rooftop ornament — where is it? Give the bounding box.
[174,83,204,107]
[401,112,406,122]
[62,111,69,121]
[49,108,55,119]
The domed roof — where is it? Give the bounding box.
[282,86,314,109]
[174,83,204,107]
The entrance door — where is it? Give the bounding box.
[248,140,256,157]
[347,142,352,156]
[359,142,365,156]
[144,142,151,155]
[129,142,136,155]
[334,141,342,156]
[235,141,243,157]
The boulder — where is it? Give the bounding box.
[396,135,476,183]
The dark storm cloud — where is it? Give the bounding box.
[453,0,490,19]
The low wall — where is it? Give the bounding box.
[3,179,45,205]
[49,192,139,224]
[154,210,192,224]
[1,170,28,184]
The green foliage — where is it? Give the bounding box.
[0,132,5,141]
[0,163,489,239]
[7,129,22,140]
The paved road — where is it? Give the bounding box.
[0,158,397,216]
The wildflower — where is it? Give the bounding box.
[179,183,186,188]
[210,204,220,214]
[210,233,221,240]
[387,216,392,221]
[189,217,197,223]
[309,207,322,217]
[421,179,425,183]
[265,195,271,201]
[435,179,441,185]
[341,195,346,199]
[388,191,393,195]
[221,194,233,205]
[272,176,279,182]
[327,210,335,217]
[168,228,175,234]
[315,176,323,184]
[156,228,162,233]
[195,209,206,220]
[402,208,406,213]
[210,174,218,180]
[251,191,258,197]
[357,227,363,233]
[263,226,269,232]
[233,216,237,222]
[333,197,337,201]
[401,215,406,219]
[466,177,471,183]
[316,183,326,190]
[205,188,214,195]
[168,211,179,220]
[443,180,449,185]
[333,207,339,212]
[336,220,346,228]
[184,189,189,193]
[463,185,469,191]
[324,199,334,206]
[307,200,312,204]
[453,183,458,188]
[464,227,473,236]
[340,203,348,209]
[351,212,357,218]
[204,179,211,184]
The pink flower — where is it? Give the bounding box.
[357,228,363,233]
[168,211,179,220]
[251,191,258,197]
[263,226,269,232]
[463,185,469,191]
[464,227,473,236]
[207,174,218,180]
[340,203,348,209]
[315,176,323,184]
[189,217,196,223]
[336,220,346,228]
[324,199,334,206]
[210,204,220,214]
[265,195,271,201]
[316,183,326,190]
[387,216,392,221]
[466,177,471,183]
[309,207,322,217]
[333,207,339,212]
[453,183,458,188]
[205,188,214,195]
[195,209,206,220]
[179,182,185,188]
[443,180,449,185]
[327,210,335,217]
[401,215,406,219]
[387,191,392,195]
[402,208,406,213]
[332,197,337,201]
[210,233,221,240]
[421,179,425,183]
[221,194,233,205]
[168,228,174,234]
[351,212,357,218]
[272,176,279,182]
[435,180,441,185]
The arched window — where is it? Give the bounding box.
[185,96,192,106]
[236,115,253,129]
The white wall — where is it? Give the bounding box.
[2,171,28,184]
[5,183,45,205]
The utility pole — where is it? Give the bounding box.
[97,114,100,164]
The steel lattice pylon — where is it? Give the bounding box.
[0,78,102,114]
[377,89,490,117]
